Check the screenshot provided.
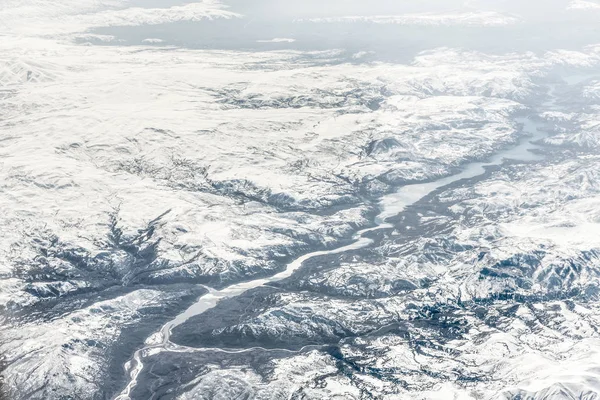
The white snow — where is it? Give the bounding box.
[2,0,600,399]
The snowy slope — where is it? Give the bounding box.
[1,1,600,399]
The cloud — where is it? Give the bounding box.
[0,0,241,36]
[299,11,521,27]
[256,38,296,43]
[568,0,600,9]
[142,38,165,44]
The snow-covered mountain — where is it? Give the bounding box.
[1,1,600,399]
